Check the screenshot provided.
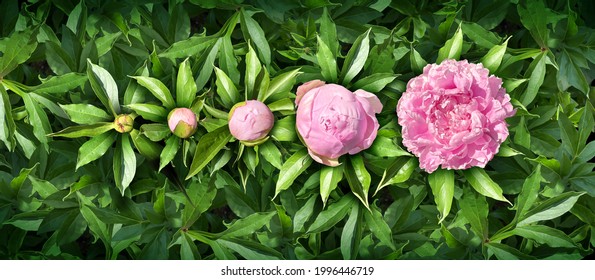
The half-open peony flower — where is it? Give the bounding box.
[228,100,274,145]
[168,108,198,138]
[296,80,382,166]
[396,59,516,173]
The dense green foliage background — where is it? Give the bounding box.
[0,0,593,259]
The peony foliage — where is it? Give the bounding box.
[0,0,593,260]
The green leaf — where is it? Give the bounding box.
[517,0,564,47]
[140,123,170,142]
[481,37,509,73]
[0,85,16,150]
[293,195,318,233]
[240,9,271,65]
[316,35,338,83]
[130,129,161,160]
[518,192,584,226]
[49,123,115,138]
[307,194,354,234]
[320,165,343,206]
[428,168,455,224]
[270,115,297,142]
[341,204,362,260]
[159,136,179,171]
[364,206,396,250]
[59,104,111,124]
[367,135,411,158]
[463,167,510,203]
[0,29,38,77]
[217,238,282,260]
[485,242,535,260]
[76,131,117,170]
[512,225,577,248]
[259,141,283,170]
[344,154,371,208]
[186,125,232,179]
[214,67,240,109]
[194,37,222,90]
[461,22,500,49]
[86,59,120,116]
[219,36,241,86]
[459,186,489,239]
[159,34,217,60]
[410,45,427,74]
[340,28,371,85]
[218,212,276,239]
[22,93,51,145]
[514,165,542,221]
[557,48,590,94]
[352,73,397,93]
[130,76,175,110]
[125,104,168,122]
[319,7,338,57]
[578,103,594,152]
[437,24,463,63]
[31,73,87,94]
[114,134,136,195]
[274,149,313,197]
[176,58,197,108]
[259,68,301,103]
[267,98,294,113]
[521,52,546,106]
[558,108,579,156]
[376,157,416,193]
[182,180,217,227]
[244,44,262,100]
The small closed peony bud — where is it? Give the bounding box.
[167,108,198,138]
[114,114,134,133]
[228,100,274,146]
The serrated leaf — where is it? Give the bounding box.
[87,59,120,116]
[131,76,175,110]
[463,167,510,203]
[186,125,232,179]
[76,131,117,170]
[428,168,454,224]
[274,149,313,197]
[59,104,111,124]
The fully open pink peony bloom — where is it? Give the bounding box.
[228,100,274,143]
[296,80,382,166]
[168,108,198,138]
[397,59,516,173]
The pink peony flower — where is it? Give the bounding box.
[168,108,198,138]
[228,100,274,144]
[296,80,382,166]
[396,59,516,173]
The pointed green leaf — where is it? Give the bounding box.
[514,165,542,221]
[140,123,171,142]
[76,131,117,170]
[129,129,161,160]
[240,9,271,65]
[518,192,584,226]
[0,29,38,77]
[344,154,371,208]
[437,24,463,63]
[364,206,396,250]
[130,76,175,109]
[176,58,197,108]
[114,134,136,195]
[307,194,355,234]
[0,85,16,150]
[352,73,397,93]
[481,37,509,73]
[31,73,87,94]
[341,205,362,260]
[244,44,262,100]
[521,52,546,106]
[49,123,115,138]
[275,148,313,197]
[513,225,577,248]
[316,35,338,83]
[258,141,283,170]
[214,67,240,108]
[125,103,168,122]
[259,68,301,103]
[319,7,338,57]
[159,136,179,171]
[428,168,455,223]
[159,34,217,60]
[217,212,276,239]
[60,104,111,124]
[186,125,232,179]
[87,59,120,116]
[340,28,371,85]
[320,165,343,206]
[459,186,489,239]
[463,167,510,203]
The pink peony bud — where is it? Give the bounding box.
[167,108,198,138]
[295,80,383,166]
[228,100,274,145]
[114,114,134,133]
[396,59,516,173]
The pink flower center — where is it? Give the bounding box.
[318,104,358,142]
[430,95,476,142]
